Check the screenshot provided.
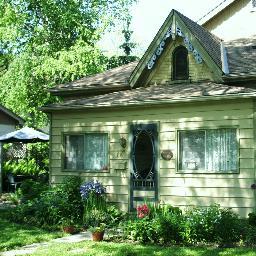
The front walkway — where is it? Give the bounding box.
[0,231,92,256]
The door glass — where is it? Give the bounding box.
[134,131,154,179]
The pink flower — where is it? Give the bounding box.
[137,204,150,218]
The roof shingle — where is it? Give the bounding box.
[225,36,256,77]
[43,82,256,110]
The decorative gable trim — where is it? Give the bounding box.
[147,25,203,70]
[129,10,223,88]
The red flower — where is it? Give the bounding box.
[137,204,150,218]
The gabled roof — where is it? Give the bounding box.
[224,36,256,79]
[43,82,256,111]
[0,104,24,125]
[49,62,138,96]
[177,11,222,68]
[129,9,223,88]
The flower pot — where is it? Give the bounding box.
[92,231,104,241]
[63,226,76,234]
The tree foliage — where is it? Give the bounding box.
[0,0,135,54]
[0,0,136,127]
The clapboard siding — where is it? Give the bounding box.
[50,98,255,215]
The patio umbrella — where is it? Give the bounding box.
[0,127,49,143]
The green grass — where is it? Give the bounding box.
[0,209,65,252]
[29,241,256,256]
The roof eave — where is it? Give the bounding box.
[42,93,256,113]
[0,105,24,125]
[222,75,256,83]
[49,84,130,97]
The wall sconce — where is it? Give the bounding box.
[119,137,127,149]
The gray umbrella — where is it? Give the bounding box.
[0,127,49,143]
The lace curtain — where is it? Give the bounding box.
[65,134,108,171]
[84,134,108,170]
[65,135,84,170]
[179,128,237,172]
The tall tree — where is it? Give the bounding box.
[120,15,136,56]
[0,0,136,127]
[0,0,136,54]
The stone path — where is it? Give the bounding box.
[0,231,92,256]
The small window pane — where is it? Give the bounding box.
[206,129,237,172]
[84,134,108,171]
[65,135,84,170]
[173,46,188,80]
[179,130,205,170]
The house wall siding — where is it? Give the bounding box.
[50,98,255,216]
[147,38,216,85]
[203,0,256,41]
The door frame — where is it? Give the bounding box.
[129,122,159,210]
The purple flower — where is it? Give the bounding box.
[80,180,106,200]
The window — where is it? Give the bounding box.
[64,133,108,171]
[178,128,238,173]
[172,46,189,80]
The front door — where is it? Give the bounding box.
[130,123,158,210]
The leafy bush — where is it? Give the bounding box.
[155,213,185,244]
[106,205,127,227]
[185,205,242,245]
[248,211,256,226]
[123,203,184,244]
[244,225,256,246]
[19,179,48,202]
[214,208,242,245]
[123,217,159,244]
[10,176,83,229]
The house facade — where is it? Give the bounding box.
[199,0,256,40]
[43,9,256,217]
[0,105,24,192]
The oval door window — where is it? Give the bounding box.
[134,131,154,179]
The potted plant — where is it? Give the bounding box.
[60,218,77,234]
[89,223,106,241]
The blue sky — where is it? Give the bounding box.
[99,0,223,56]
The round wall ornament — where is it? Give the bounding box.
[161,150,173,160]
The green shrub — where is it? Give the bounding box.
[123,203,184,244]
[19,179,48,202]
[214,208,242,246]
[244,225,256,246]
[106,204,127,227]
[10,176,83,229]
[185,205,242,245]
[123,217,159,244]
[248,211,256,226]
[155,213,185,244]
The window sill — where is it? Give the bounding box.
[62,169,110,173]
[176,170,239,174]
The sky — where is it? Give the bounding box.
[99,0,225,56]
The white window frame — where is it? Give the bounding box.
[177,127,239,174]
[63,132,109,172]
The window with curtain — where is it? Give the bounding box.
[172,46,189,80]
[178,128,238,173]
[64,133,108,171]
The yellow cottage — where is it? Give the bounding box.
[43,9,256,217]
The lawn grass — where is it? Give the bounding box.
[28,241,256,256]
[0,209,65,252]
